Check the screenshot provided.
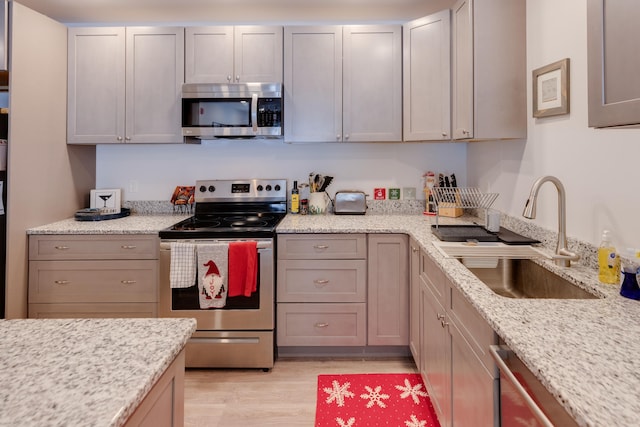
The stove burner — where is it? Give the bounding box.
[173,219,222,230]
[223,215,275,223]
[229,220,269,228]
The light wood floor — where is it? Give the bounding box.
[184,357,418,426]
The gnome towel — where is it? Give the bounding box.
[197,243,228,309]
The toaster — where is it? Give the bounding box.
[333,190,367,215]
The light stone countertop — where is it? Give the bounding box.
[0,317,196,427]
[26,212,639,426]
[26,213,190,235]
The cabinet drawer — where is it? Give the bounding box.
[277,234,367,260]
[29,235,159,260]
[420,250,448,305]
[277,303,366,346]
[28,303,157,319]
[277,259,367,303]
[449,285,497,373]
[29,260,158,303]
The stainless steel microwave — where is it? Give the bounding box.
[181,82,283,140]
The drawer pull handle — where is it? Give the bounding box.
[314,279,330,286]
[54,280,70,285]
[121,245,137,249]
[313,245,329,250]
[315,322,329,328]
[121,280,137,285]
[54,246,70,250]
[441,319,449,328]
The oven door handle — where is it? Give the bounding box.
[160,240,272,250]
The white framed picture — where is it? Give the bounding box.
[90,188,121,214]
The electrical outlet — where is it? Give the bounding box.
[128,180,139,193]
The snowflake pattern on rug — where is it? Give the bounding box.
[315,373,440,427]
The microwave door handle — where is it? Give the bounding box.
[251,94,258,134]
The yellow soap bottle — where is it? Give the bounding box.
[598,230,620,284]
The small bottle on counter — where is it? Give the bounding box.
[290,180,300,214]
[598,230,620,284]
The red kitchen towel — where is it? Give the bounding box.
[228,241,258,297]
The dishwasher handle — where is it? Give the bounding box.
[490,345,554,427]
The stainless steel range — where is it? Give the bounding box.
[159,179,287,369]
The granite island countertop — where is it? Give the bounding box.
[27,212,640,426]
[0,317,196,427]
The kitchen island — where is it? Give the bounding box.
[0,317,196,426]
[28,212,640,426]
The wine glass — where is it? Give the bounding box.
[99,194,112,208]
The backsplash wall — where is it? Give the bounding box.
[96,141,467,202]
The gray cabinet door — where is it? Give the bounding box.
[588,0,640,127]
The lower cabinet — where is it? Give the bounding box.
[28,234,159,318]
[416,245,498,427]
[276,233,408,353]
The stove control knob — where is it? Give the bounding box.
[257,185,264,191]
[208,185,216,193]
[266,185,272,191]
[274,184,281,191]
[199,185,207,193]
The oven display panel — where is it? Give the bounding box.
[231,183,251,193]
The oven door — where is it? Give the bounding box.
[159,239,275,368]
[159,239,273,330]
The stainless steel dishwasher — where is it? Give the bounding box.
[490,345,579,427]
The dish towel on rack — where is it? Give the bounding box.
[228,241,258,297]
[197,243,229,309]
[170,242,196,288]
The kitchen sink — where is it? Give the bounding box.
[461,258,599,299]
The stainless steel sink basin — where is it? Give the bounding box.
[461,258,599,299]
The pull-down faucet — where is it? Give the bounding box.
[522,176,580,267]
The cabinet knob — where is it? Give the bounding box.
[411,247,418,253]
[344,134,350,140]
[441,319,449,328]
[117,136,123,141]
[314,322,329,328]
[121,280,137,285]
[336,134,341,140]
[227,75,232,82]
[121,245,137,250]
[442,132,448,137]
[54,280,70,285]
[437,313,445,320]
[125,136,131,141]
[463,129,470,135]
[235,75,240,82]
[54,246,70,250]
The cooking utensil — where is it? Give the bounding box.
[318,176,333,192]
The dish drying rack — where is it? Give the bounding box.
[431,187,498,227]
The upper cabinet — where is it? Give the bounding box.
[587,1,640,128]
[185,26,283,83]
[451,0,526,141]
[403,11,451,142]
[67,27,184,144]
[284,25,402,143]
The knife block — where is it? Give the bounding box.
[437,189,463,217]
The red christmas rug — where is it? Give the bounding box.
[315,373,441,427]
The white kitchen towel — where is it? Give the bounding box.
[197,243,229,309]
[170,242,196,288]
